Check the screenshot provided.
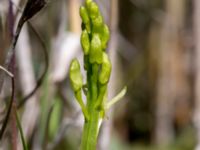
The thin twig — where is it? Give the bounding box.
[10,1,49,108]
[0,66,13,78]
[11,103,17,150]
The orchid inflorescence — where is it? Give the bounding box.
[69,0,126,149]
[70,0,111,121]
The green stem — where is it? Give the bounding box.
[91,64,98,100]
[95,84,107,110]
[81,63,100,150]
[81,109,100,150]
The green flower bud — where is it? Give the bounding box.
[89,34,103,64]
[80,6,89,24]
[98,52,111,84]
[69,59,83,92]
[85,0,92,7]
[88,2,99,19]
[101,24,110,49]
[92,15,103,33]
[81,30,90,55]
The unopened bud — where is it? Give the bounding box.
[98,52,111,84]
[69,59,83,92]
[89,34,103,64]
[88,2,99,19]
[80,6,89,24]
[101,24,110,49]
[92,15,103,33]
[81,30,90,55]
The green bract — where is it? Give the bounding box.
[69,59,83,92]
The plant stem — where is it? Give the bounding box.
[81,63,100,150]
[81,108,100,150]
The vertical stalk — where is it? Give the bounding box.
[81,63,100,150]
[8,1,17,150]
[81,110,99,150]
[11,103,17,150]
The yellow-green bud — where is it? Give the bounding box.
[89,34,103,64]
[88,2,99,19]
[98,52,111,84]
[92,15,103,33]
[69,59,83,92]
[80,6,89,24]
[101,24,110,49]
[85,0,92,7]
[81,30,90,55]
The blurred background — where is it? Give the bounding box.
[0,0,199,149]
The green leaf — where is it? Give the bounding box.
[15,112,28,150]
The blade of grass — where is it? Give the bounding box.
[15,111,28,150]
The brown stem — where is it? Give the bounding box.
[11,103,17,150]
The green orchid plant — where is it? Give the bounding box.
[69,0,127,149]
